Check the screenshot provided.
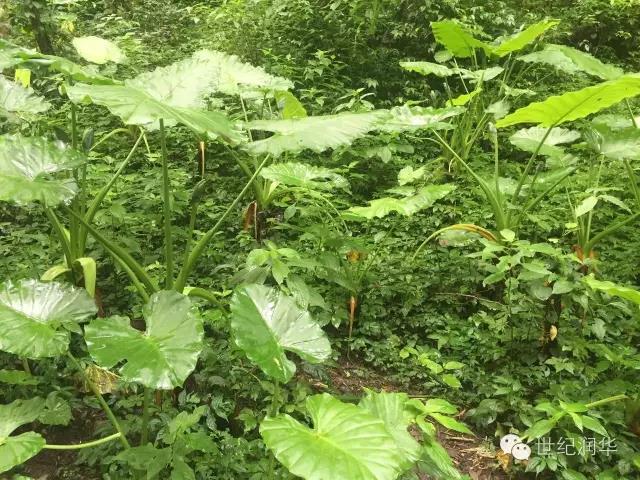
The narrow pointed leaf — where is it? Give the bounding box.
[0,135,84,206]
[261,393,405,480]
[230,284,331,382]
[496,75,640,127]
[72,36,125,64]
[0,280,97,358]
[492,20,559,57]
[85,291,204,389]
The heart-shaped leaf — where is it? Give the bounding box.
[0,279,97,358]
[348,184,455,219]
[261,393,405,480]
[230,284,331,382]
[84,291,203,389]
[584,124,640,160]
[0,398,46,474]
[0,135,85,206]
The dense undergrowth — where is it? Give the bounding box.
[1,1,640,479]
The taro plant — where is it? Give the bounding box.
[229,283,471,480]
[0,278,204,474]
[407,20,640,246]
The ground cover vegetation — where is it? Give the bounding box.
[0,0,639,479]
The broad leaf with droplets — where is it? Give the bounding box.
[0,280,96,358]
[261,393,405,480]
[230,284,330,382]
[84,291,203,389]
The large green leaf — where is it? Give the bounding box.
[0,398,46,474]
[0,135,85,206]
[245,110,388,156]
[229,284,330,382]
[260,162,348,191]
[430,21,491,58]
[0,75,50,120]
[509,126,580,158]
[66,83,242,143]
[496,75,640,128]
[188,50,292,96]
[400,61,456,77]
[261,393,405,480]
[72,36,125,64]
[85,291,203,389]
[0,41,117,85]
[0,280,96,359]
[492,20,559,57]
[584,275,640,306]
[381,105,465,132]
[359,390,420,471]
[348,184,455,219]
[519,44,624,80]
[584,124,640,160]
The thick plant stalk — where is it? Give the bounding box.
[140,387,153,445]
[159,119,174,289]
[79,131,145,253]
[174,155,270,292]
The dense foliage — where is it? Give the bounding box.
[1,1,639,479]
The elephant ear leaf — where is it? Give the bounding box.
[0,75,50,121]
[230,284,331,382]
[359,390,421,472]
[0,280,97,359]
[260,393,405,480]
[519,44,624,80]
[260,162,348,191]
[430,20,491,58]
[245,110,388,156]
[85,291,203,389]
[0,135,85,206]
[491,20,559,57]
[0,398,46,474]
[496,75,640,127]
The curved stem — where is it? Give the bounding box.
[159,119,174,289]
[186,287,227,309]
[79,131,144,253]
[65,207,158,294]
[89,128,131,153]
[175,155,270,292]
[623,159,640,210]
[586,394,628,409]
[44,433,122,450]
[45,208,74,269]
[67,353,130,449]
[584,211,640,254]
